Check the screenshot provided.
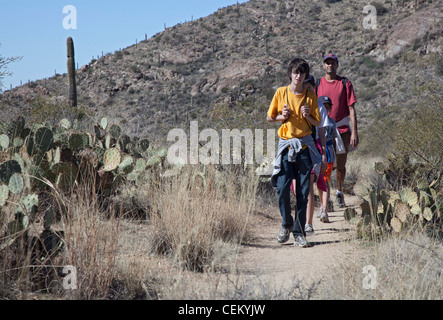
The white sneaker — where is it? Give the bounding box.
[305,224,314,233]
[320,211,330,223]
[316,206,324,218]
[336,191,346,208]
[294,235,312,248]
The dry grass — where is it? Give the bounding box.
[131,165,258,272]
[53,181,122,299]
[346,153,389,197]
[0,163,259,299]
[2,156,442,300]
[319,231,443,300]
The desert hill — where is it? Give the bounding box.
[1,0,442,146]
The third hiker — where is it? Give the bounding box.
[316,53,358,208]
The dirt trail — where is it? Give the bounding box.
[235,189,363,291]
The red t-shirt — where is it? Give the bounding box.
[317,76,357,134]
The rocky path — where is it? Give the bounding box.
[236,189,363,293]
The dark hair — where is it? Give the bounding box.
[288,58,310,81]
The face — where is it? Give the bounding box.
[323,102,332,111]
[291,71,306,85]
[323,58,338,74]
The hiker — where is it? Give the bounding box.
[315,96,345,225]
[316,53,358,208]
[267,58,325,248]
[302,75,328,233]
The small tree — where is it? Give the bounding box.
[0,44,22,89]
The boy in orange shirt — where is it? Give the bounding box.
[267,58,326,247]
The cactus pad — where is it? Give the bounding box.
[138,138,150,153]
[373,161,385,175]
[8,116,25,139]
[147,155,162,167]
[0,160,22,184]
[0,184,8,207]
[35,127,54,152]
[59,118,72,129]
[401,187,418,206]
[100,117,108,130]
[8,173,24,194]
[53,162,79,191]
[395,201,410,223]
[390,217,402,233]
[103,148,121,171]
[422,207,434,221]
[118,155,134,174]
[69,133,88,151]
[110,124,121,139]
[0,134,9,150]
[16,193,39,217]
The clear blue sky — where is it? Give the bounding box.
[0,0,248,90]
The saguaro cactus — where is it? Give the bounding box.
[67,37,77,107]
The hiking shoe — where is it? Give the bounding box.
[305,224,314,233]
[277,226,291,243]
[294,235,312,248]
[320,211,330,223]
[316,206,324,218]
[336,191,346,208]
[328,199,335,212]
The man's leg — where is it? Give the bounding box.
[335,131,351,207]
[293,148,312,238]
[336,153,347,192]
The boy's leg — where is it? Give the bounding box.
[293,148,312,237]
[325,162,334,212]
[306,174,316,226]
[276,148,294,230]
[319,182,330,223]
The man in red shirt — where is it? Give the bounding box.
[316,53,358,208]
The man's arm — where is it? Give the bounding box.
[349,103,358,148]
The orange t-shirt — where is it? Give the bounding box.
[268,86,321,140]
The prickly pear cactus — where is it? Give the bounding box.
[109,124,121,139]
[8,173,24,194]
[0,184,8,207]
[0,160,22,184]
[34,127,54,152]
[59,118,72,130]
[102,148,121,172]
[0,134,9,150]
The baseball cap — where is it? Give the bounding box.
[323,53,339,63]
[318,96,332,106]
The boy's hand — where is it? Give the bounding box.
[301,105,310,118]
[282,105,291,120]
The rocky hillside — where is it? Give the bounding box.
[0,0,442,145]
